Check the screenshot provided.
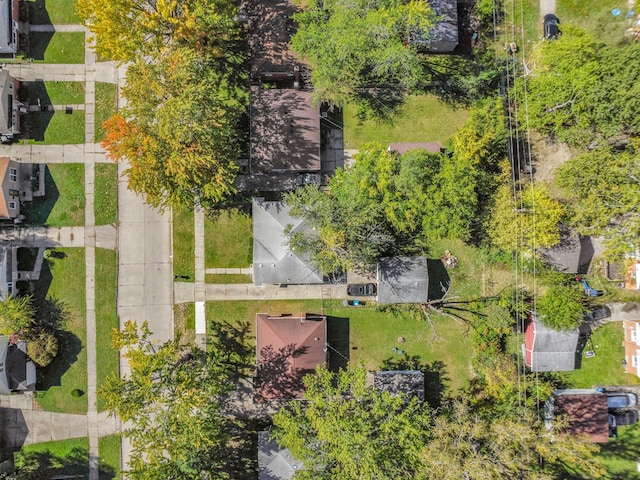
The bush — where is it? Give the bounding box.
[27,331,59,367]
[536,285,586,331]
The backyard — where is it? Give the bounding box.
[343,94,468,149]
[21,164,85,226]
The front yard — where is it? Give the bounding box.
[22,164,85,226]
[34,248,87,414]
[28,32,86,63]
[28,0,82,24]
[26,110,85,144]
[205,209,253,268]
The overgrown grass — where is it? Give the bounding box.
[96,248,118,412]
[29,32,85,63]
[506,0,539,50]
[204,209,253,268]
[22,164,85,226]
[27,110,85,144]
[28,0,82,24]
[173,207,194,281]
[174,303,196,344]
[95,163,118,225]
[344,94,468,149]
[557,0,631,44]
[205,274,253,284]
[95,83,118,143]
[35,248,88,414]
[207,298,473,391]
[98,435,121,480]
[562,323,640,388]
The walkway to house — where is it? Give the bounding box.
[2,143,109,163]
[0,225,116,249]
[6,62,122,84]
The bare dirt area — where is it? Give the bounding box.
[529,132,572,186]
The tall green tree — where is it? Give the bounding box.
[536,285,586,331]
[102,46,247,209]
[0,295,36,335]
[271,364,432,479]
[556,145,640,259]
[98,321,234,479]
[291,0,433,109]
[77,0,241,63]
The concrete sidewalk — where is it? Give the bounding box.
[0,143,109,163]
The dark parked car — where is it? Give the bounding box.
[607,392,638,409]
[612,409,639,426]
[347,283,376,296]
[608,414,617,437]
[543,14,559,40]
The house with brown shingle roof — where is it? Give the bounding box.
[546,389,610,443]
[255,313,327,401]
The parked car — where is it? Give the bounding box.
[347,283,376,296]
[612,409,639,426]
[607,392,638,409]
[543,14,559,40]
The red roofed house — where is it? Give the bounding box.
[548,389,610,443]
[255,313,327,401]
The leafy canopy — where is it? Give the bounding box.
[536,285,586,331]
[291,0,433,107]
[99,321,235,479]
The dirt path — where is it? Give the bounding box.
[529,132,572,185]
[539,0,556,16]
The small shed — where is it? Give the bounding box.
[373,370,425,402]
[376,256,429,304]
[523,314,580,372]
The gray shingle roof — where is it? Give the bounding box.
[258,431,304,479]
[524,315,580,372]
[252,198,324,285]
[376,256,429,304]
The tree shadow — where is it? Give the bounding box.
[352,88,406,123]
[326,316,349,371]
[27,32,54,61]
[255,344,310,401]
[20,166,59,224]
[380,353,450,408]
[427,258,450,301]
[208,319,255,378]
[19,80,54,142]
[35,330,81,390]
[12,447,116,479]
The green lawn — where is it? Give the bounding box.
[562,323,640,389]
[26,81,85,106]
[344,94,468,149]
[35,248,88,414]
[173,207,194,281]
[557,0,631,44]
[28,0,82,24]
[206,274,253,284]
[95,248,118,412]
[95,83,118,142]
[29,32,85,63]
[27,110,85,144]
[506,0,539,49]
[22,164,85,226]
[98,435,121,480]
[207,298,472,392]
[205,209,253,268]
[95,163,118,225]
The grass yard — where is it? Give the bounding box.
[173,207,194,281]
[204,209,253,268]
[27,110,85,144]
[505,0,539,50]
[22,164,85,226]
[557,0,631,44]
[95,163,118,225]
[29,32,85,63]
[17,438,90,476]
[28,0,82,24]
[206,274,253,284]
[95,83,118,142]
[174,303,196,343]
[35,248,88,414]
[207,298,472,392]
[343,94,468,149]
[98,435,121,480]
[598,423,640,479]
[26,81,85,106]
[95,248,119,412]
[562,323,640,389]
